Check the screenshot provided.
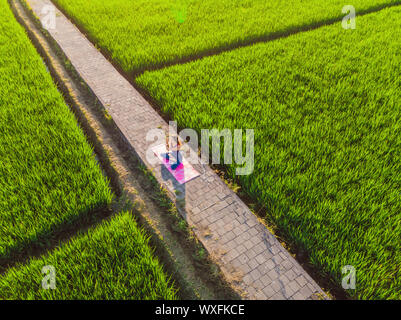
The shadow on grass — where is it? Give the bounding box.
[0,204,116,275]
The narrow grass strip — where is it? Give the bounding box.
[0,211,177,299]
[51,0,400,73]
[136,7,401,299]
[0,0,112,260]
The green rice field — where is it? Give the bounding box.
[3,0,400,300]
[0,212,177,299]
[0,0,112,260]
[137,7,401,299]
[52,0,400,73]
[0,0,176,300]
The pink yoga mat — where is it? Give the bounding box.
[152,144,200,184]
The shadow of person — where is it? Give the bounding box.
[160,162,187,218]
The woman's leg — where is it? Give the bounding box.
[171,150,182,170]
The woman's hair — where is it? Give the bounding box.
[166,133,182,150]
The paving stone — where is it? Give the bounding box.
[227,249,241,262]
[242,274,253,286]
[244,249,260,262]
[285,269,297,281]
[268,281,280,293]
[300,286,314,299]
[254,291,268,300]
[270,292,286,300]
[292,292,306,300]
[250,268,262,282]
[248,258,259,271]
[288,279,301,293]
[236,244,247,255]
[296,275,308,287]
[255,254,266,265]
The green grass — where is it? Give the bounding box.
[136,7,401,300]
[51,0,400,73]
[0,0,112,260]
[0,211,177,299]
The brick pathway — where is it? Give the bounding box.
[25,0,328,300]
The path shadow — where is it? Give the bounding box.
[160,162,187,218]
